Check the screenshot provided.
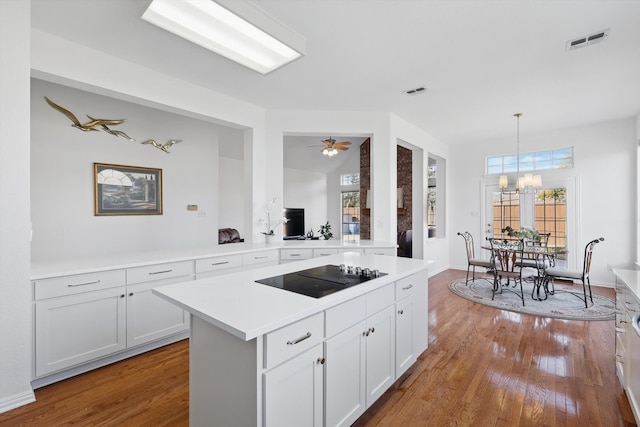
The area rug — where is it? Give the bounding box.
[448,278,616,321]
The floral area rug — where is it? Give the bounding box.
[448,278,615,321]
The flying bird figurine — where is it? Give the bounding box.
[141,139,182,153]
[44,96,128,135]
[86,116,135,141]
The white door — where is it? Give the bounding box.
[126,281,189,347]
[395,296,415,377]
[263,344,324,427]
[364,305,396,406]
[483,175,577,269]
[35,286,126,376]
[324,320,366,427]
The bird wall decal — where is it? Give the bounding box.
[44,96,133,140]
[140,139,182,153]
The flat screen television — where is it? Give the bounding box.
[283,208,305,239]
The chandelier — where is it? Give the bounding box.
[499,113,541,193]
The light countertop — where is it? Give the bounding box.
[31,240,396,279]
[153,252,431,341]
[613,268,640,302]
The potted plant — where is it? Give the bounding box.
[318,221,333,240]
[259,197,289,243]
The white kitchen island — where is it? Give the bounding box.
[154,252,430,427]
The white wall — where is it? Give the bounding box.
[31,80,222,261]
[0,0,35,412]
[283,168,328,236]
[449,117,637,286]
[219,157,245,235]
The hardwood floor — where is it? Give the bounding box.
[0,269,635,426]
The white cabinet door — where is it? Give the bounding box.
[126,281,189,347]
[365,305,395,406]
[395,296,415,377]
[35,286,126,376]
[324,320,366,427]
[263,344,324,427]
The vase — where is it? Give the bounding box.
[264,234,275,244]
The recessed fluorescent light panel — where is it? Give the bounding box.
[142,0,306,74]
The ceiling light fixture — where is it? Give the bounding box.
[142,0,306,74]
[499,113,541,193]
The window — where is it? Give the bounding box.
[341,191,360,241]
[340,173,359,186]
[487,147,573,175]
[491,187,567,262]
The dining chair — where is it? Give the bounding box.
[489,238,533,306]
[543,237,604,308]
[457,231,493,285]
[516,232,551,270]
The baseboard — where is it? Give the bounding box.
[0,389,35,414]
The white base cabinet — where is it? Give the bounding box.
[263,344,324,427]
[185,269,428,427]
[35,286,126,377]
[34,262,193,380]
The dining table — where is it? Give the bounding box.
[482,241,567,301]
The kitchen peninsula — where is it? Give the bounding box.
[154,252,430,427]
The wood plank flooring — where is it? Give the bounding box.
[0,269,636,426]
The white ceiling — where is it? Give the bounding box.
[31,0,640,147]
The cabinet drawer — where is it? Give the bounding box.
[127,261,193,285]
[280,248,313,261]
[396,274,417,300]
[313,248,338,258]
[364,247,396,256]
[195,255,242,274]
[243,250,279,267]
[367,284,395,316]
[325,295,366,338]
[34,270,126,300]
[264,312,324,369]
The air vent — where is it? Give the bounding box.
[566,29,609,51]
[404,86,427,96]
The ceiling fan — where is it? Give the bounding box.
[313,137,351,157]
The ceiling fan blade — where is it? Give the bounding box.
[336,146,350,151]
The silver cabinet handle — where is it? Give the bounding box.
[402,284,414,290]
[68,280,101,287]
[255,255,268,260]
[287,332,311,345]
[211,261,229,266]
[149,269,172,275]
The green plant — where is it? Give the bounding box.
[501,226,540,241]
[318,221,333,240]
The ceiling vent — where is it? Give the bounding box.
[404,86,427,96]
[566,29,610,51]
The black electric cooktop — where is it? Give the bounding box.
[255,264,386,298]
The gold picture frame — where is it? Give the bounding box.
[94,163,162,216]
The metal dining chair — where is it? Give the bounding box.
[516,233,551,270]
[489,238,533,306]
[542,237,604,308]
[457,231,493,285]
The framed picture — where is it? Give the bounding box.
[94,163,162,216]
